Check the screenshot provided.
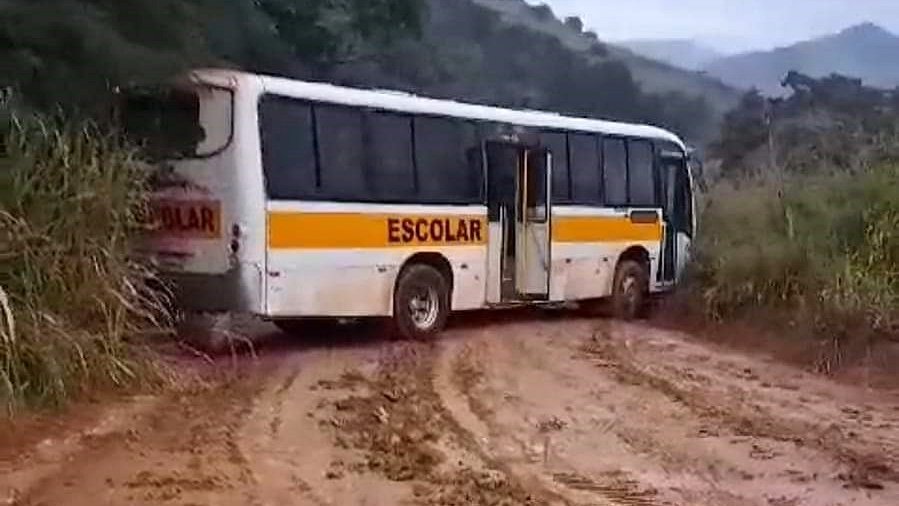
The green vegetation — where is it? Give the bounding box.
[0,0,718,143]
[0,0,424,111]
[342,0,715,142]
[711,72,899,178]
[693,73,899,358]
[693,172,898,324]
[0,101,173,412]
[0,0,425,413]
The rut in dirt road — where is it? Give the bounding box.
[432,318,899,506]
[3,317,899,506]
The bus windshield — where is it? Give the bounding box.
[121,86,233,159]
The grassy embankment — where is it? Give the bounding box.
[685,168,899,370]
[0,102,172,414]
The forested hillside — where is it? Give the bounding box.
[469,0,741,120]
[0,0,425,111]
[618,38,723,71]
[0,0,725,143]
[711,72,899,178]
[706,23,899,96]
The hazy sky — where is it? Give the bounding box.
[526,0,899,54]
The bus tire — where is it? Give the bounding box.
[393,264,450,340]
[612,260,649,321]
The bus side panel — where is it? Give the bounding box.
[448,248,490,311]
[551,207,664,301]
[264,204,489,318]
[550,242,615,301]
[267,249,396,317]
[264,247,486,318]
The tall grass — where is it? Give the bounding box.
[689,167,899,349]
[0,101,172,413]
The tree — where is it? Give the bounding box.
[530,4,554,21]
[711,89,769,177]
[0,0,425,110]
[564,16,583,32]
[0,0,206,111]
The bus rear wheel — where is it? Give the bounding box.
[393,264,450,340]
[612,260,649,320]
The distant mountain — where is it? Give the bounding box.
[705,23,899,95]
[618,39,724,71]
[468,0,741,120]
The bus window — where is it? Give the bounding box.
[674,165,694,237]
[539,132,570,203]
[122,86,232,159]
[627,139,656,207]
[259,96,317,200]
[414,117,481,203]
[367,112,416,200]
[568,133,601,204]
[316,105,366,200]
[602,138,627,206]
[525,150,549,222]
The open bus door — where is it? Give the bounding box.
[485,142,552,303]
[658,147,695,286]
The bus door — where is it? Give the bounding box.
[485,142,552,302]
[658,151,691,285]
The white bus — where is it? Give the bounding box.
[124,69,695,339]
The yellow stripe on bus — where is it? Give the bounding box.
[268,212,488,249]
[552,216,662,243]
[268,212,661,249]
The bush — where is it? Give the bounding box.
[0,101,171,413]
[689,168,899,341]
[563,16,583,32]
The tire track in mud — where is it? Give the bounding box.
[579,326,899,492]
[447,340,668,506]
[434,319,899,506]
[316,341,571,505]
[12,368,268,506]
[268,364,302,439]
[6,318,899,505]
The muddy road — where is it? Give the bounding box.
[3,314,899,505]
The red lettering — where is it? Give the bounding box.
[415,219,429,242]
[470,219,483,242]
[188,208,201,231]
[161,207,175,230]
[200,207,215,234]
[430,219,445,242]
[401,219,415,242]
[457,220,470,242]
[444,219,457,242]
[387,218,401,243]
[174,207,186,231]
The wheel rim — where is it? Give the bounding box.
[408,285,440,330]
[620,274,640,315]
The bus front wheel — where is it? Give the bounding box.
[393,264,450,340]
[612,260,649,320]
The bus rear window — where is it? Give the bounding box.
[122,86,232,159]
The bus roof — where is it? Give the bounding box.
[190,69,686,151]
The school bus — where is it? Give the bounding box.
[124,69,695,339]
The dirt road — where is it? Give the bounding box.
[3,313,899,505]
